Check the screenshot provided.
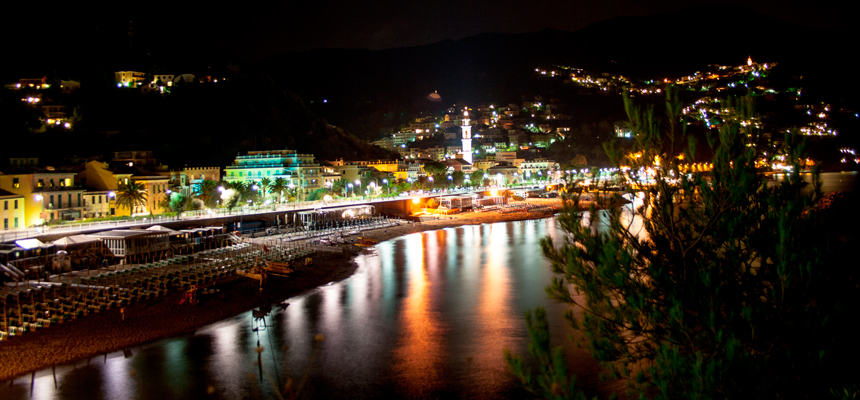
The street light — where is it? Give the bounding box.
[347,183,354,197]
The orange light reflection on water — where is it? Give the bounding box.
[472,223,513,383]
[393,232,444,393]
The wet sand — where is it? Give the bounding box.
[0,203,559,381]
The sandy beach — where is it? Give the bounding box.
[0,203,559,382]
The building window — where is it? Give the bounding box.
[58,196,62,208]
[38,179,44,187]
[14,218,18,228]
[3,201,6,210]
[99,196,103,204]
[14,200,18,209]
[3,219,7,230]
[92,196,96,204]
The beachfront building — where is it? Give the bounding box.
[89,230,170,263]
[224,149,322,195]
[75,161,169,217]
[81,190,112,219]
[518,159,560,178]
[486,162,521,186]
[1,189,25,231]
[155,166,221,196]
[0,169,86,226]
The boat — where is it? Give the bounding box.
[264,261,294,277]
[354,237,378,247]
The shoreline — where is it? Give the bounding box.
[0,203,560,382]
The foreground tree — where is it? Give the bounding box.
[508,89,856,399]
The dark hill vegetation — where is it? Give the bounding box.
[1,72,398,168]
[262,4,857,140]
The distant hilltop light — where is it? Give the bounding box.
[748,56,753,66]
[426,92,442,102]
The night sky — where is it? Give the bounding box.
[3,0,855,68]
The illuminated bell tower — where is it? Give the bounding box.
[461,110,473,164]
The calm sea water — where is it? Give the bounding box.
[3,219,622,400]
[2,172,855,400]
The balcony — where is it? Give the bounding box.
[237,153,293,160]
[228,164,288,169]
[32,185,85,193]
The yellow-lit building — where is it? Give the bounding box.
[1,189,25,231]
[115,71,146,87]
[75,161,169,216]
[473,159,498,172]
[0,169,86,227]
[81,190,112,219]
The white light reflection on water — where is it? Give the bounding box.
[202,316,244,398]
[101,352,133,400]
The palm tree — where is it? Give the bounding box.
[270,177,288,203]
[331,179,346,198]
[259,177,272,202]
[115,180,148,215]
[194,179,219,208]
[159,192,189,218]
[285,186,299,203]
[232,181,262,205]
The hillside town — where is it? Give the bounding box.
[4,56,858,234]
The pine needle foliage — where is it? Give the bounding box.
[509,87,851,399]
